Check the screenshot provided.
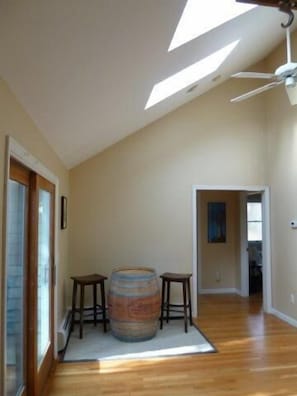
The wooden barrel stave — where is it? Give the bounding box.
[108,267,161,342]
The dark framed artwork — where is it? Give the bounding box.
[61,196,67,230]
[208,202,226,243]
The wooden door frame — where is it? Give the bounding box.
[28,173,56,396]
[7,159,31,396]
[192,184,272,317]
[1,136,60,396]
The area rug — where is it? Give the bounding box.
[63,321,216,362]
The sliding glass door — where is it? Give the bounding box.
[5,159,55,396]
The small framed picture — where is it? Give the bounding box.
[208,202,226,243]
[61,196,67,230]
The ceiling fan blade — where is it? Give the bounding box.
[231,80,283,103]
[286,85,297,105]
[232,72,276,79]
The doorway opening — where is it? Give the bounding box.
[191,185,271,317]
[247,193,263,296]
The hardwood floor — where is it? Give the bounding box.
[46,294,297,395]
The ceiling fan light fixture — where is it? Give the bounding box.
[285,76,296,88]
[286,85,297,105]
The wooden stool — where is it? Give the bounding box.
[70,273,108,339]
[160,272,193,333]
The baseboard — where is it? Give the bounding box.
[270,307,297,328]
[200,288,240,295]
[57,310,72,352]
[57,306,110,352]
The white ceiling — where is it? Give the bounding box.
[0,1,293,168]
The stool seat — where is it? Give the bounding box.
[160,272,192,333]
[71,273,108,339]
[160,272,192,281]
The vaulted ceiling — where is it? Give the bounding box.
[0,1,294,168]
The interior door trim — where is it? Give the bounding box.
[191,184,272,317]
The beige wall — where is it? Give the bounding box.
[1,21,295,338]
[265,30,297,320]
[2,17,297,393]
[0,77,70,381]
[199,191,241,291]
[69,77,266,304]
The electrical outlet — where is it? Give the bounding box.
[216,271,221,282]
[290,293,295,304]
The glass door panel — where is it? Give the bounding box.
[37,189,51,367]
[5,180,27,396]
[34,175,55,396]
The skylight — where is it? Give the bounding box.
[168,0,256,51]
[145,40,239,110]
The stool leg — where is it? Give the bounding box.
[100,281,107,333]
[166,280,170,323]
[71,280,77,332]
[79,284,84,339]
[160,278,165,329]
[187,278,193,326]
[93,283,97,326]
[182,281,188,333]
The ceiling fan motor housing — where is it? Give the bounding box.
[275,62,297,76]
[274,62,297,87]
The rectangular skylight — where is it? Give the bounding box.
[169,0,256,51]
[145,40,239,109]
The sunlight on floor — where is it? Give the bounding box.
[246,393,275,396]
[101,344,213,360]
[251,364,297,372]
[219,336,256,347]
[246,391,292,396]
[61,354,200,376]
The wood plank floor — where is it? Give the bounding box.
[46,294,297,395]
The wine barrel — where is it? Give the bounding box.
[108,267,161,342]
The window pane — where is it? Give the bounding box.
[248,222,262,241]
[6,180,26,396]
[37,189,51,367]
[247,202,262,222]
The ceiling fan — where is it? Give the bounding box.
[231,0,297,104]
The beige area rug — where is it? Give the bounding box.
[63,320,216,362]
